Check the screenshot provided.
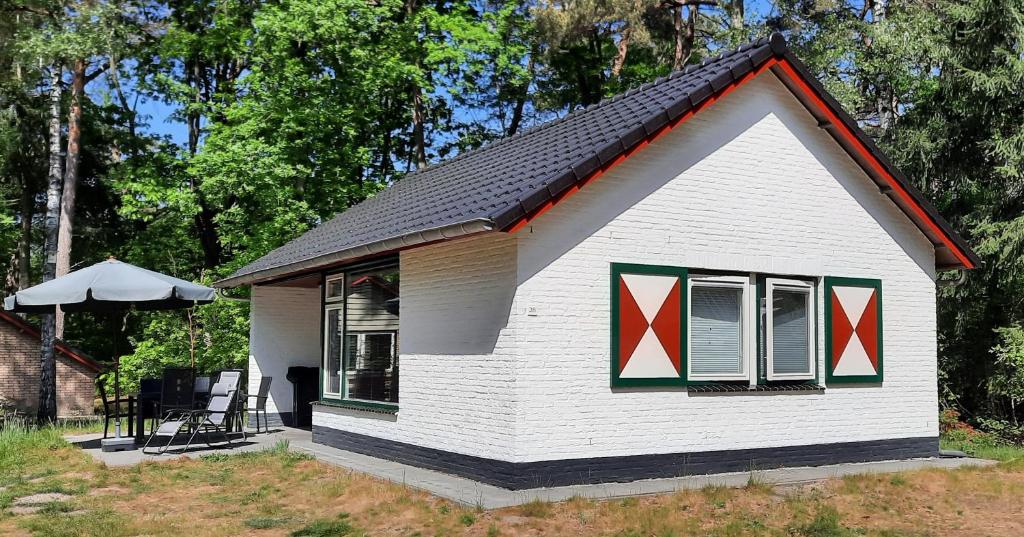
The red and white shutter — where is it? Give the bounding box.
[611,264,686,387]
[825,277,882,383]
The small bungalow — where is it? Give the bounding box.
[0,311,100,417]
[216,34,980,489]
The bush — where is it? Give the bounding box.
[978,417,1024,444]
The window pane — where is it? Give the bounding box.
[343,266,399,403]
[772,288,810,375]
[691,285,743,376]
[326,277,345,300]
[324,309,342,395]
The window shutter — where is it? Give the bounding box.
[611,263,687,387]
[824,277,882,383]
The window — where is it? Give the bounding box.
[765,278,815,380]
[688,275,750,381]
[322,263,400,405]
[611,264,825,387]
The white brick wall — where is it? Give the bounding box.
[313,233,519,460]
[511,72,938,462]
[258,70,941,465]
[248,285,321,415]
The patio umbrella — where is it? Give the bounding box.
[4,258,215,313]
[4,258,215,448]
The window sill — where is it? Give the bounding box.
[688,383,824,394]
[313,399,398,415]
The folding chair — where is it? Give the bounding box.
[247,376,273,433]
[142,375,245,454]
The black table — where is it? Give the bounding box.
[134,391,161,442]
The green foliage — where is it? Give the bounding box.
[18,508,132,537]
[787,505,856,537]
[112,298,249,394]
[246,516,290,529]
[989,326,1024,422]
[290,513,356,537]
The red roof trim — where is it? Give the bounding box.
[771,59,976,269]
[0,311,102,372]
[504,55,977,270]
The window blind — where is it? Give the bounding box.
[691,286,743,375]
[772,288,810,375]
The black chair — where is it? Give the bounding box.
[159,368,196,417]
[97,378,134,439]
[247,376,273,433]
[134,378,162,441]
[193,376,212,409]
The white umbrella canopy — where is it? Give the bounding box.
[4,258,215,314]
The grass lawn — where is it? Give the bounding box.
[0,426,1021,537]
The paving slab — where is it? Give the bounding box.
[67,427,304,467]
[71,427,997,509]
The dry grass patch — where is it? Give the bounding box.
[1,426,1023,536]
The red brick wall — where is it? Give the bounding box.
[0,321,97,417]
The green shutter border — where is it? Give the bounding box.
[610,263,688,388]
[824,276,883,384]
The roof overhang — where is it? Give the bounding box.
[215,219,494,288]
[769,54,980,270]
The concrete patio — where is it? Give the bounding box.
[67,428,996,509]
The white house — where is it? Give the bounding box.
[216,34,979,489]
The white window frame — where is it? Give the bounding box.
[324,274,345,303]
[322,302,345,398]
[687,274,752,382]
[765,278,816,381]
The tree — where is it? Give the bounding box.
[38,66,63,424]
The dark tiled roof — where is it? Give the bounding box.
[220,33,977,287]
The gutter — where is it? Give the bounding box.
[214,219,495,288]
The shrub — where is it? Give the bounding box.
[518,498,552,518]
[245,517,289,529]
[290,518,354,537]
[788,505,855,537]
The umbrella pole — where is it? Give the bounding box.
[112,316,122,439]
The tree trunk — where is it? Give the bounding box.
[507,52,533,136]
[38,66,64,425]
[729,0,744,30]
[672,4,697,71]
[405,0,427,170]
[16,172,32,290]
[411,83,427,169]
[611,25,632,77]
[55,58,85,339]
[872,0,895,132]
[195,203,223,269]
[672,6,682,70]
